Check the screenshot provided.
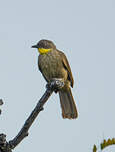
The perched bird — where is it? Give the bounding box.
[32,39,78,119]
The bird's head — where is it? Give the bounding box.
[32,39,56,54]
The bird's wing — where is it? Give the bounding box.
[57,50,74,87]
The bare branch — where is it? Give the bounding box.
[0,80,64,152]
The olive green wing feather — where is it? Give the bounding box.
[57,50,74,87]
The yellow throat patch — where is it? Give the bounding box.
[38,48,52,54]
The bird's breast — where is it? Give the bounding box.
[38,50,67,82]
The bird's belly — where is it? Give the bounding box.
[40,53,67,82]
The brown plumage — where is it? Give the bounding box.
[32,39,78,119]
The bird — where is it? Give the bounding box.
[32,39,78,119]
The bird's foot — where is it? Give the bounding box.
[46,78,64,93]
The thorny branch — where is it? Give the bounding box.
[0,80,64,152]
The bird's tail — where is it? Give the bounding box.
[59,87,78,119]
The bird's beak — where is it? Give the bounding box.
[31,45,38,48]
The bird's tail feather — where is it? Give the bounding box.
[59,88,78,119]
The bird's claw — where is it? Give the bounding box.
[46,78,64,92]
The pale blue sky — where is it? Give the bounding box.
[0,0,115,152]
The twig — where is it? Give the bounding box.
[0,80,64,152]
[0,100,3,106]
[0,99,3,115]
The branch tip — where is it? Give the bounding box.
[0,100,3,106]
